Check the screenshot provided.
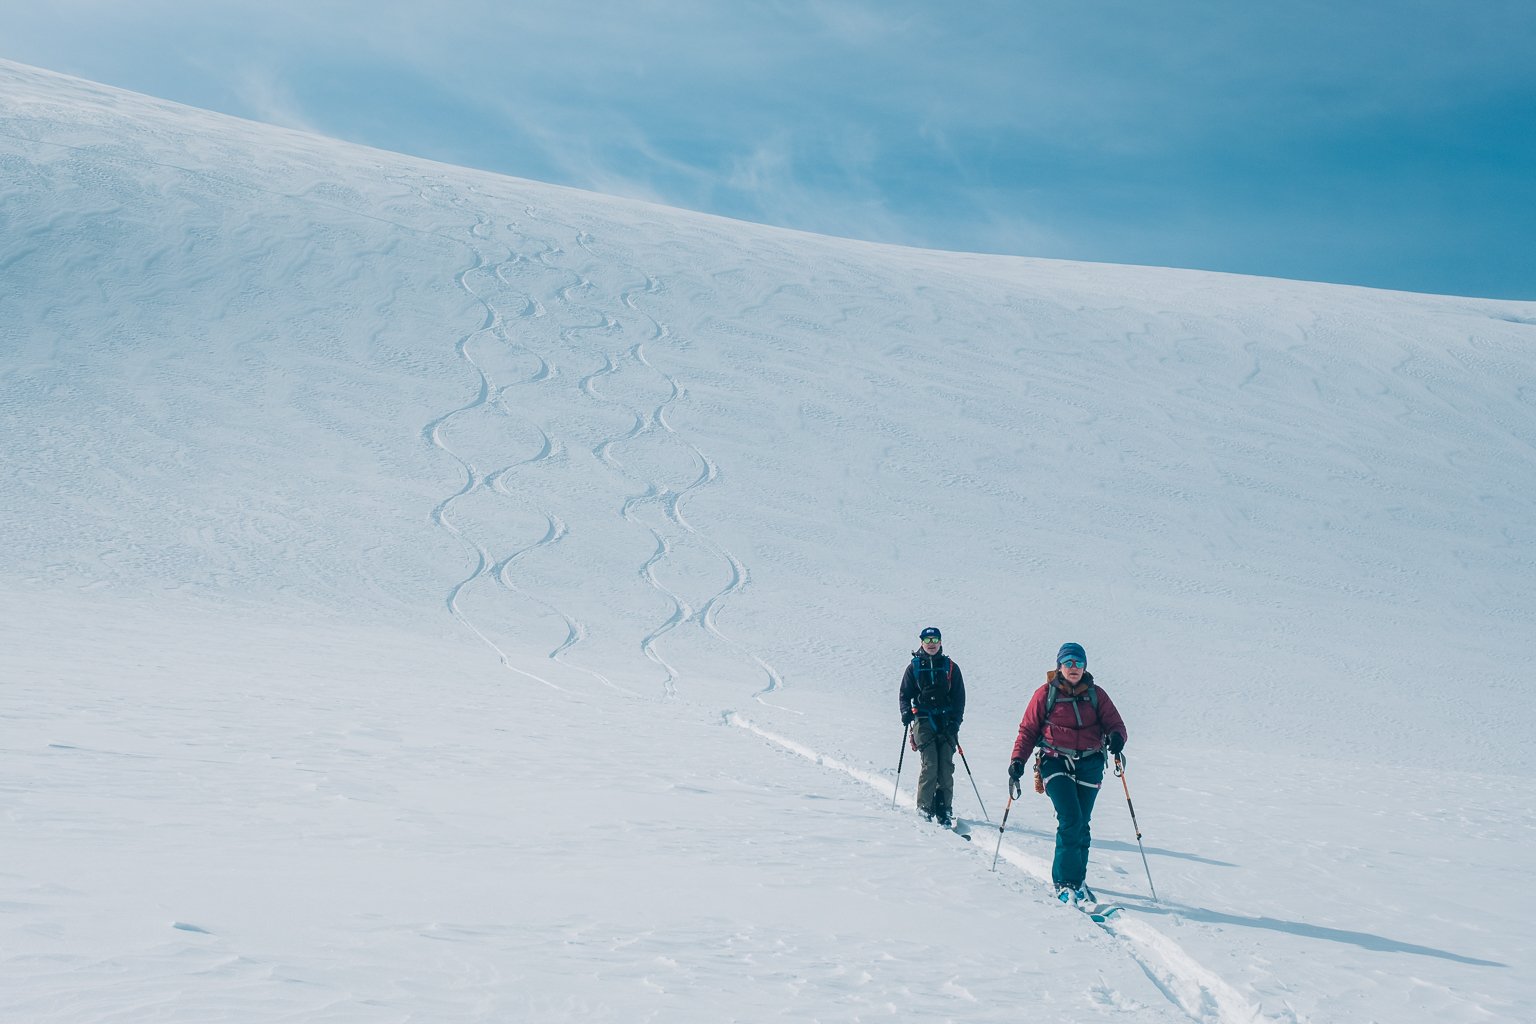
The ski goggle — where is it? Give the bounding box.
[919,636,941,644]
[1059,658,1086,669]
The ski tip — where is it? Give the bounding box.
[1083,903,1124,922]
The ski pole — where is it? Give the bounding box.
[954,741,991,822]
[990,790,1016,871]
[891,721,911,809]
[1114,753,1158,902]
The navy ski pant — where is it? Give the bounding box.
[1041,752,1105,887]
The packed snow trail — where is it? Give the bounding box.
[727,713,1307,1024]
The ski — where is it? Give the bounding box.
[1053,885,1124,923]
[1077,901,1124,923]
[918,813,975,841]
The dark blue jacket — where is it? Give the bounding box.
[899,650,966,726]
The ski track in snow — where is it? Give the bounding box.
[422,190,784,704]
[609,279,789,708]
[420,211,568,693]
[608,286,789,707]
[413,187,607,694]
[539,208,789,707]
[727,712,1305,1024]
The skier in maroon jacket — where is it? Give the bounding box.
[1008,642,1127,905]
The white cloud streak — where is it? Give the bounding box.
[1,0,1533,294]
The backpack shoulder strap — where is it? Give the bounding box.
[1044,678,1099,728]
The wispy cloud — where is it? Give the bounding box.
[221,64,324,137]
[1,0,1533,296]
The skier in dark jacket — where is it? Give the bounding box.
[899,626,966,826]
[1008,642,1127,904]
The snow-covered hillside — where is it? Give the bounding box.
[3,59,1534,1023]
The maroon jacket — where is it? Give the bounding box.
[1010,671,1127,762]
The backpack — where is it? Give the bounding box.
[1044,681,1093,721]
[911,653,954,706]
[1043,677,1100,731]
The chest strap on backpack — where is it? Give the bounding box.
[911,655,954,707]
[1040,680,1101,753]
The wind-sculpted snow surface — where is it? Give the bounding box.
[2,59,1534,1023]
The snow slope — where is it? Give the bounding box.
[2,59,1534,1023]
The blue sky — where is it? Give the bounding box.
[5,0,1534,299]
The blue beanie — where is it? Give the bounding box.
[1056,642,1086,667]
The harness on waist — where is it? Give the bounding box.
[1035,747,1105,792]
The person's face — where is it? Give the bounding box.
[920,637,941,654]
[1058,657,1085,682]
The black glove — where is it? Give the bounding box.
[901,709,914,726]
[1008,759,1025,782]
[1107,731,1125,755]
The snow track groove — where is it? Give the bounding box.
[423,236,567,693]
[418,192,594,692]
[519,208,786,703]
[727,713,1302,1024]
[419,192,784,702]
